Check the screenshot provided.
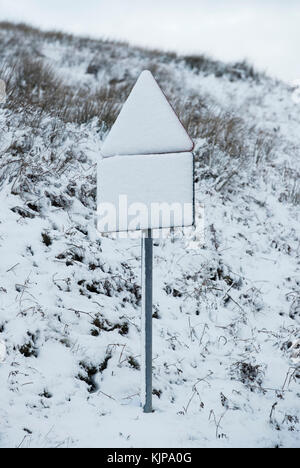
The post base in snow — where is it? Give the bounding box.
[141,229,153,413]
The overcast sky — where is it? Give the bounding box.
[0,0,299,82]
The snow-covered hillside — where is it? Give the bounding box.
[0,22,299,448]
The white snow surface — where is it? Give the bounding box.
[0,25,299,449]
[0,340,6,363]
[98,152,194,232]
[101,70,194,157]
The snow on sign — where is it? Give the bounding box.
[97,70,194,233]
[101,70,193,156]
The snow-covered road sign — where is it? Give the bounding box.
[97,70,194,233]
[97,70,194,414]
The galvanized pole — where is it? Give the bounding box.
[141,228,153,413]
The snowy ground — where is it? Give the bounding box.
[0,23,299,448]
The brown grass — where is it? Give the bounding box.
[1,56,130,127]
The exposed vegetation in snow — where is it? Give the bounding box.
[0,22,299,448]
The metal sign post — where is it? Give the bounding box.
[141,229,153,413]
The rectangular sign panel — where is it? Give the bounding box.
[97,152,194,233]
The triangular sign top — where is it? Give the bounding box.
[101,70,194,157]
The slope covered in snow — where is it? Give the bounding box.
[0,22,299,448]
